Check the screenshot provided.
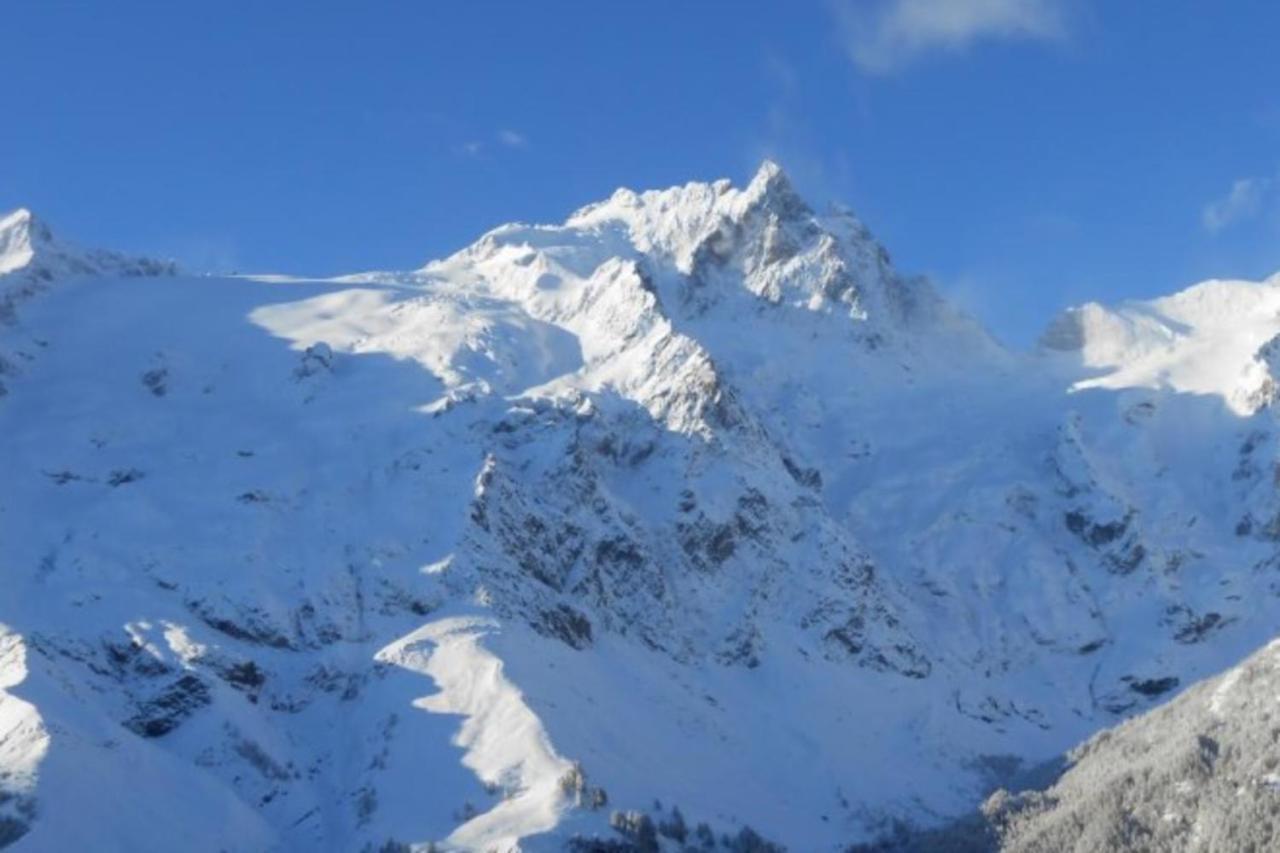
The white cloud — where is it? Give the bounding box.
[1202,177,1271,234]
[832,0,1069,74]
[497,129,527,148]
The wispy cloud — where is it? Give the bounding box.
[830,0,1069,74]
[497,129,527,148]
[1202,176,1272,234]
[455,130,529,159]
[745,53,854,206]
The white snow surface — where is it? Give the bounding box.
[3,163,1280,850]
[0,210,37,276]
[1040,276,1280,412]
[376,615,574,851]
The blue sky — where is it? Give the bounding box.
[3,1,1279,344]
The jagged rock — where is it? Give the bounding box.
[295,342,334,379]
[1125,676,1179,698]
[124,674,212,737]
[535,604,594,650]
[141,367,168,396]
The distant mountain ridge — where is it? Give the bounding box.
[1040,275,1280,414]
[0,206,174,284]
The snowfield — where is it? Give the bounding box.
[2,164,1280,851]
[376,615,575,851]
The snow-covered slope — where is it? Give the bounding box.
[1040,276,1280,413]
[2,164,1280,851]
[0,208,174,396]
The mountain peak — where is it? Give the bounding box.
[0,206,32,229]
[0,206,55,241]
[448,165,1002,383]
[749,158,786,187]
[0,207,176,283]
[0,207,54,275]
[740,159,810,221]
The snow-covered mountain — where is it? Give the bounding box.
[2,163,1279,851]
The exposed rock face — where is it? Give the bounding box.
[1242,332,1280,411]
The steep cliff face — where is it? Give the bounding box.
[2,165,1280,851]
